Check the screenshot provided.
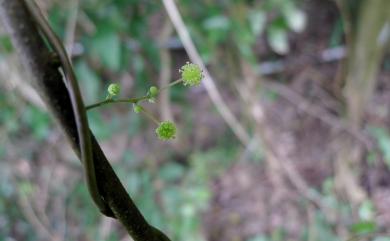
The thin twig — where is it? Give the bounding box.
[0,59,45,109]
[86,78,182,111]
[158,20,174,122]
[160,78,182,91]
[85,96,149,110]
[140,107,160,125]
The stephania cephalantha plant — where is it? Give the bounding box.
[87,62,203,142]
[180,62,203,87]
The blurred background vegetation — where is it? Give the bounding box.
[0,0,389,240]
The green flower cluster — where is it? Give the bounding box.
[155,121,176,140]
[107,83,120,96]
[91,62,203,142]
[180,62,203,87]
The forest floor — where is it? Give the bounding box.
[197,1,390,240]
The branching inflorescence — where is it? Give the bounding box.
[86,62,203,141]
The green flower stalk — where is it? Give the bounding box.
[179,62,203,86]
[155,121,176,140]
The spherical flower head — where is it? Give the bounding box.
[155,121,176,141]
[180,62,203,87]
[107,83,120,96]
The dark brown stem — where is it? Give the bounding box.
[0,1,171,240]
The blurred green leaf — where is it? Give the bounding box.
[203,15,230,30]
[0,106,19,134]
[313,212,340,241]
[88,112,117,140]
[90,27,121,71]
[21,106,50,140]
[374,237,390,241]
[126,170,142,194]
[203,18,230,47]
[329,18,345,47]
[0,35,13,54]
[367,151,378,166]
[247,235,268,241]
[368,127,390,166]
[159,163,185,182]
[132,57,145,78]
[186,186,210,206]
[283,7,306,33]
[267,25,289,55]
[350,221,377,234]
[162,187,182,214]
[271,228,286,241]
[18,181,34,197]
[248,10,266,36]
[75,61,101,103]
[107,232,120,241]
[69,183,100,226]
[358,200,375,221]
[0,146,4,158]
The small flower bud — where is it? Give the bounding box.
[179,62,203,87]
[107,83,120,96]
[133,104,143,114]
[155,121,176,140]
[149,86,159,97]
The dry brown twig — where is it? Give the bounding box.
[0,58,45,109]
[158,19,174,123]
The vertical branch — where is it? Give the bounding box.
[158,19,174,122]
[343,0,390,127]
[334,0,389,205]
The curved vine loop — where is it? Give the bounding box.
[24,0,114,218]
